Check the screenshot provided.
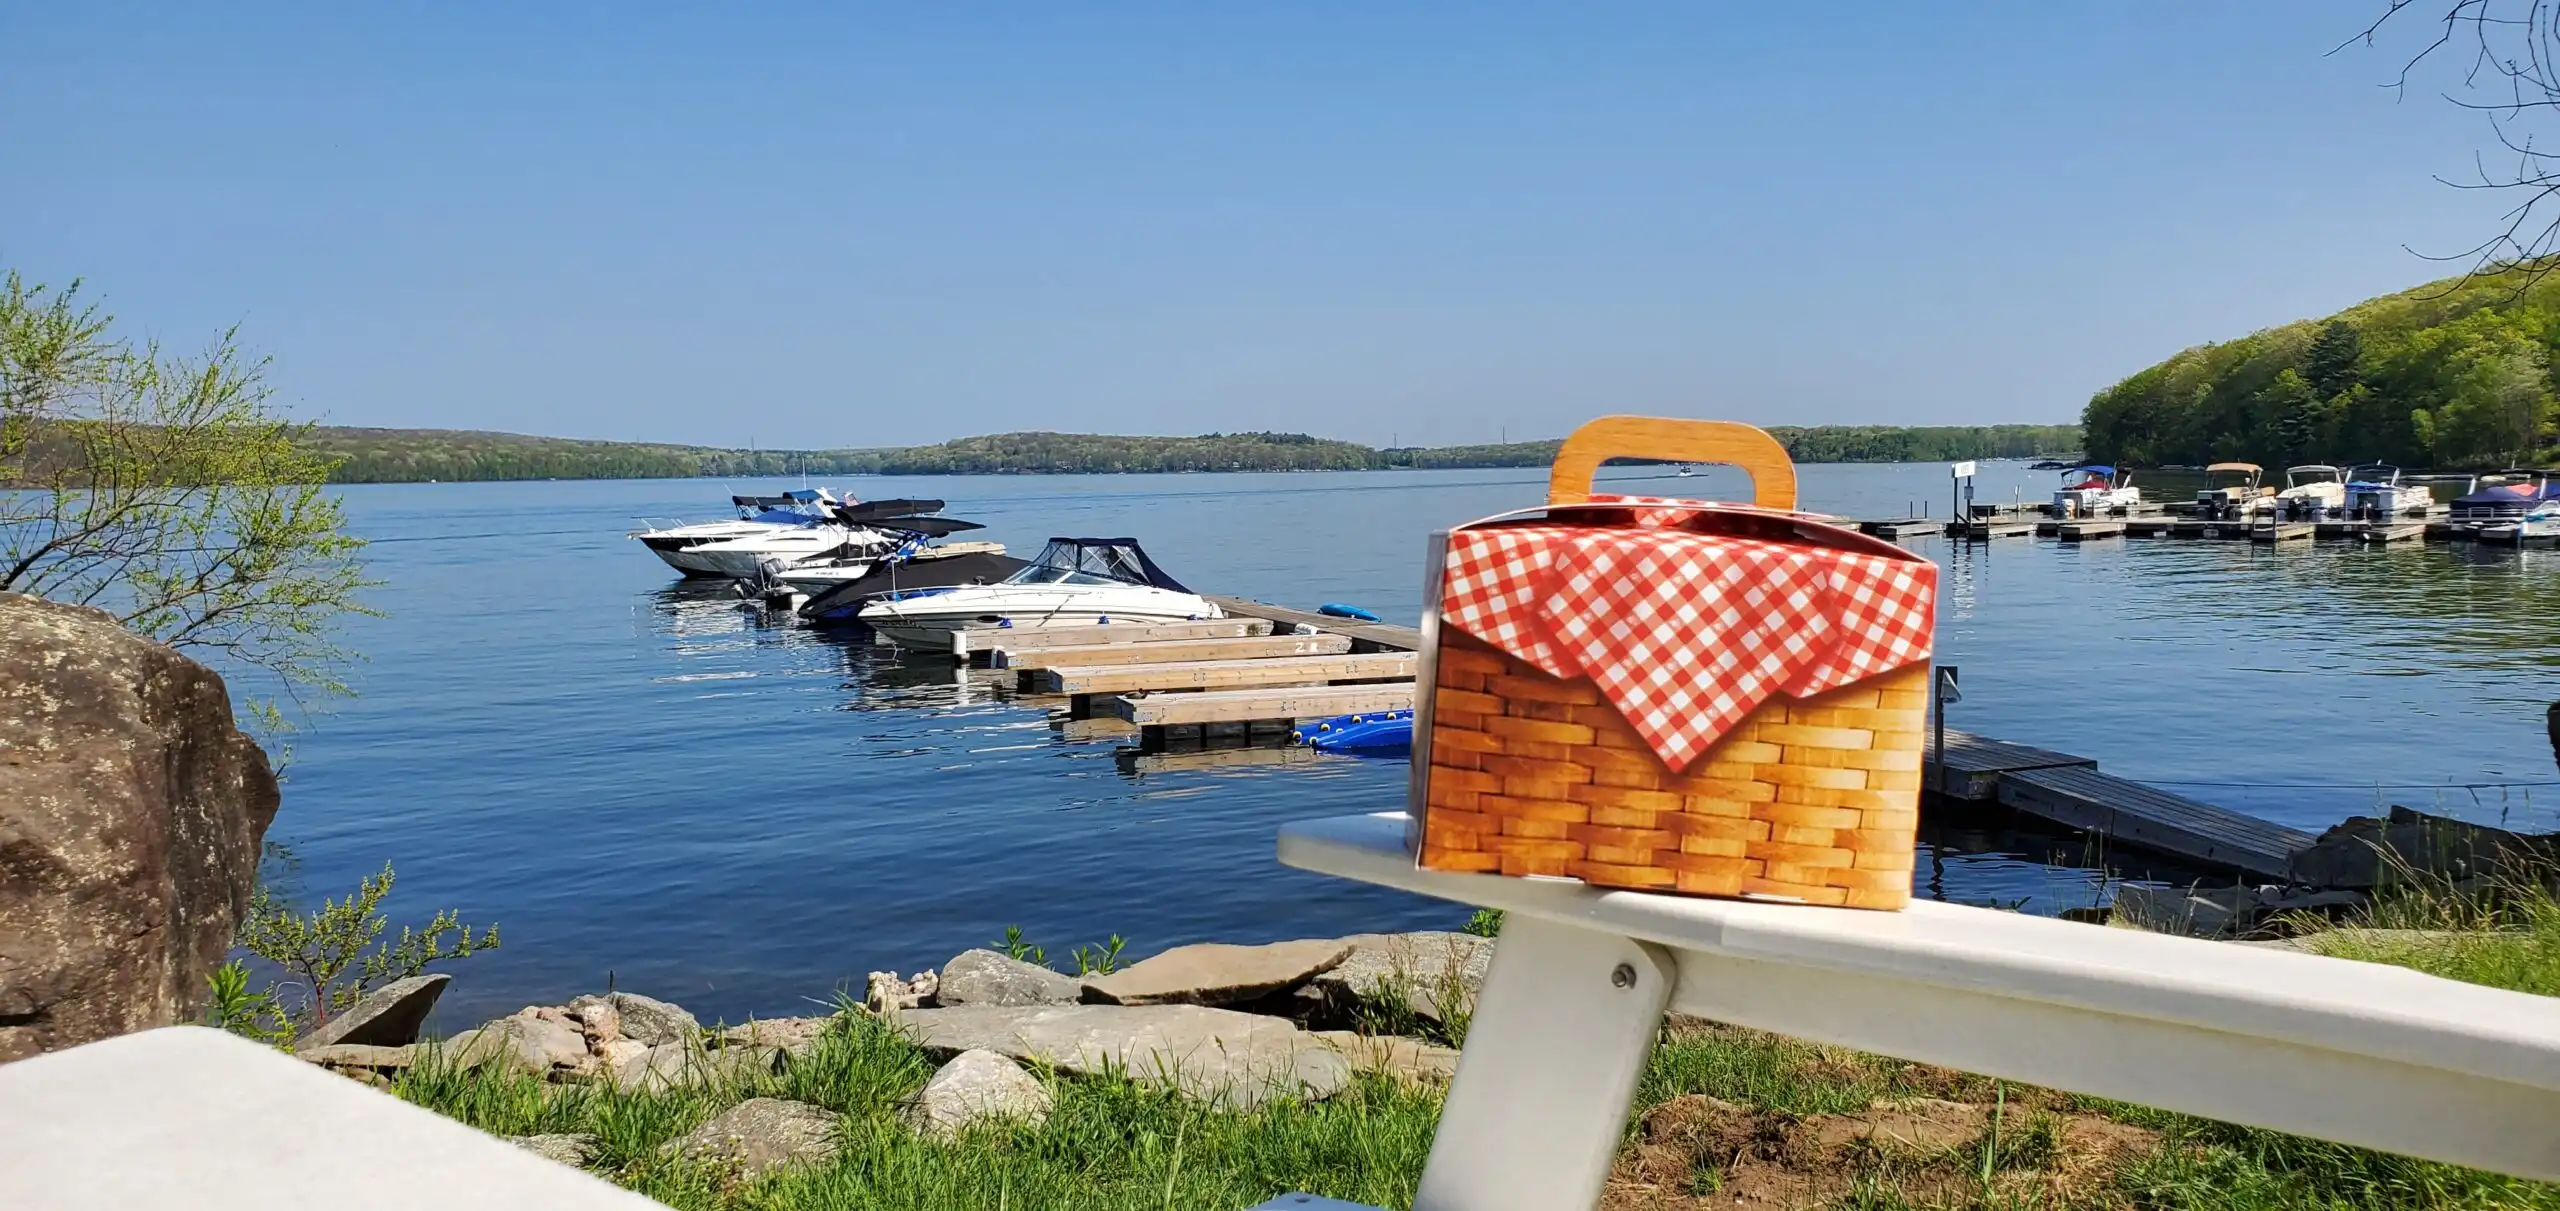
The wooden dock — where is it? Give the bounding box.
[991,633,1352,672]
[1996,766,2311,881]
[1957,518,2036,540]
[2057,519,2126,542]
[1922,727,2312,880]
[1110,682,1414,728]
[2251,522,2315,544]
[1857,518,1949,539]
[1201,596,1420,653]
[2359,521,2426,543]
[1034,651,1414,696]
[952,618,1268,660]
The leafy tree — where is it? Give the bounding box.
[233,862,498,1031]
[2304,320,2364,400]
[2266,369,2326,465]
[0,270,373,708]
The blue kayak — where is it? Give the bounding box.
[1319,602,1382,622]
[1293,708,1413,756]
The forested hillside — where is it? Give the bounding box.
[302,423,2080,484]
[2083,266,2560,469]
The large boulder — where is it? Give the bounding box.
[294,974,449,1052]
[895,1003,1351,1108]
[600,992,699,1046]
[937,950,1083,1007]
[0,593,279,1062]
[901,1049,1053,1136]
[1308,932,1492,1023]
[663,1098,840,1180]
[443,1009,591,1077]
[1081,939,1351,1007]
[2289,805,2560,890]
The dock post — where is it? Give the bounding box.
[1932,665,1959,796]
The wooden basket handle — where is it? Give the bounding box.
[1546,415,1798,509]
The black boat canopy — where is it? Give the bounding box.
[1025,538,1194,592]
[834,498,946,522]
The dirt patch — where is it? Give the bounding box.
[1604,1093,2162,1211]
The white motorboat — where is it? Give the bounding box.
[630,490,848,577]
[2051,464,2140,515]
[684,522,894,580]
[857,537,1222,650]
[2273,465,2348,520]
[2343,465,2433,518]
[2194,462,2268,518]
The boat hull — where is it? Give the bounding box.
[858,587,1224,651]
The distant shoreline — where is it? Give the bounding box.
[302,423,2081,485]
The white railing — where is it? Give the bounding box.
[1263,811,2560,1211]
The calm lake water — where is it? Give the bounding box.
[272,463,2560,1026]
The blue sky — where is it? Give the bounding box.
[0,4,2518,447]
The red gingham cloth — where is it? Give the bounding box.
[1440,503,1935,772]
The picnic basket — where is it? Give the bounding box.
[1407,416,1938,909]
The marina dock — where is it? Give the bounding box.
[948,596,2330,886]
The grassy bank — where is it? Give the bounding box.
[395,896,2560,1210]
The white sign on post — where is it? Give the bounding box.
[1949,460,1978,479]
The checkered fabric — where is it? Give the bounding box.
[1441,507,1935,773]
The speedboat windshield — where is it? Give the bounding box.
[1002,538,1195,591]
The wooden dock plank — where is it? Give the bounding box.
[1108,682,1415,726]
[1925,729,2097,800]
[952,618,1269,658]
[2360,522,2425,543]
[993,634,1353,671]
[2058,520,2127,542]
[1119,745,1331,774]
[1036,652,1415,695]
[1202,596,1420,652]
[2251,522,2315,544]
[1997,764,2311,880]
[1958,519,2036,540]
[1858,518,1949,539]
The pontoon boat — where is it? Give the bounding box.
[2344,465,2432,518]
[2273,466,2348,520]
[2052,465,2140,515]
[2194,463,2268,518]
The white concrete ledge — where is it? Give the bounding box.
[0,1026,660,1210]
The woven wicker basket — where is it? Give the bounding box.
[1409,416,1930,910]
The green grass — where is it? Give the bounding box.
[396,893,2560,1210]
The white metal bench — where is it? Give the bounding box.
[1255,810,2560,1211]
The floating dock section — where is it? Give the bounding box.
[1925,728,2312,880]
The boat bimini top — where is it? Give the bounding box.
[1007,538,1196,592]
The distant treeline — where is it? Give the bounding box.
[304,423,2082,484]
[2084,265,2560,470]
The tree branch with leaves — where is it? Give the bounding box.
[0,269,374,717]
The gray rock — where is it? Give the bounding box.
[444,1011,590,1077]
[2112,884,2285,939]
[298,1043,420,1071]
[604,992,700,1046]
[938,950,1084,1007]
[608,1041,783,1092]
[901,1048,1053,1136]
[713,1016,835,1056]
[564,995,622,1042]
[2288,805,2560,890]
[0,593,279,1063]
[295,974,450,1052]
[509,1133,598,1167]
[1082,939,1352,1007]
[1311,1031,1461,1085]
[663,1098,839,1180]
[1309,932,1492,1023]
[896,1003,1351,1108]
